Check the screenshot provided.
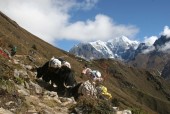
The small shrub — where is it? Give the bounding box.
[8,44,13,48]
[70,96,114,114]
[0,76,16,94]
[32,44,37,50]
[131,107,148,114]
[14,77,25,85]
[111,98,120,107]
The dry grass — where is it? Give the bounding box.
[69,96,113,114]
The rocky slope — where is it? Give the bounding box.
[159,60,170,80]
[129,35,170,79]
[0,55,76,114]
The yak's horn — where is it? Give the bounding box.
[63,82,72,88]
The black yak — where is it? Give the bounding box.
[36,61,77,94]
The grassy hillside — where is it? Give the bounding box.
[129,50,170,72]
[0,11,170,114]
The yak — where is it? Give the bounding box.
[64,80,98,100]
[64,81,112,101]
[36,61,77,94]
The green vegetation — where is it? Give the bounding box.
[32,44,37,50]
[111,98,120,107]
[130,107,148,114]
[0,76,16,94]
[13,76,25,85]
[70,96,114,114]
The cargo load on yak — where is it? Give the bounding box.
[81,67,103,84]
[96,85,112,100]
[49,56,71,69]
[78,80,97,97]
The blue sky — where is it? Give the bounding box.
[0,0,170,51]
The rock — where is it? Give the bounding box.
[28,55,36,62]
[5,101,15,106]
[59,97,76,106]
[123,110,132,114]
[38,103,56,114]
[19,70,28,78]
[24,81,30,89]
[1,85,7,90]
[116,110,132,114]
[59,97,68,102]
[59,97,75,102]
[26,105,37,114]
[41,109,52,114]
[25,95,40,105]
[27,70,36,78]
[12,59,20,64]
[24,65,33,70]
[113,107,119,111]
[54,107,68,114]
[26,110,38,114]
[43,94,62,104]
[53,96,62,104]
[49,91,58,97]
[0,107,14,114]
[74,107,83,114]
[14,69,20,78]
[18,89,30,96]
[14,69,28,79]
[30,81,42,94]
[16,85,30,96]
[44,91,58,97]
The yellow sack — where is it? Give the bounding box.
[100,85,112,99]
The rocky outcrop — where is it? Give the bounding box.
[161,60,170,80]
[0,55,77,114]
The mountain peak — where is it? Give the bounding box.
[69,36,139,60]
[89,40,105,45]
[108,36,139,48]
[121,35,139,44]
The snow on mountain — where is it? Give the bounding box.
[107,36,139,50]
[69,36,139,60]
[90,40,114,58]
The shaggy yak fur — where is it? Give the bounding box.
[36,61,77,94]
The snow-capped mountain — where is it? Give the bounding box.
[69,36,139,60]
[128,35,170,79]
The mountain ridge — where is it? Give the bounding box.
[69,36,139,60]
[69,35,170,79]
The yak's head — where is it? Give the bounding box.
[36,67,43,78]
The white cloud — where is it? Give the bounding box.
[160,26,170,38]
[61,14,138,42]
[158,41,170,52]
[141,36,158,54]
[78,0,99,10]
[0,0,139,45]
[144,36,158,46]
[142,46,155,54]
